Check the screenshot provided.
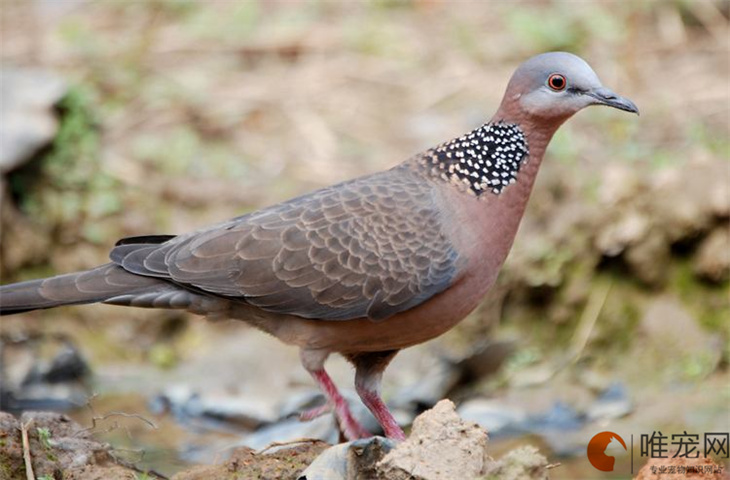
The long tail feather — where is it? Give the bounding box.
[0,263,171,315]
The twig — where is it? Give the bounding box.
[568,281,612,364]
[546,462,562,469]
[256,438,326,455]
[109,449,170,480]
[78,397,158,437]
[89,411,158,430]
[540,281,612,382]
[75,398,166,478]
[21,419,35,480]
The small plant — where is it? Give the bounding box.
[36,427,52,449]
[36,427,58,462]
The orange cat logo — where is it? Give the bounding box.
[587,431,627,472]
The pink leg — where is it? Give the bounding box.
[352,350,406,441]
[309,369,372,440]
[355,377,406,441]
[299,402,332,421]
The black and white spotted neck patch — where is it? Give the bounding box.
[418,122,529,196]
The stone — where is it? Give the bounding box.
[377,400,490,480]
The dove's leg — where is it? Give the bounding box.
[300,349,372,440]
[350,350,406,441]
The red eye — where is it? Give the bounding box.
[547,74,566,91]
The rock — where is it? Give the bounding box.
[24,342,90,385]
[693,226,730,283]
[298,442,350,480]
[482,445,550,480]
[302,401,553,480]
[299,437,395,480]
[240,415,341,450]
[377,399,490,480]
[1,334,91,413]
[150,384,278,431]
[346,437,395,479]
[0,67,67,173]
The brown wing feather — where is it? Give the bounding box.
[111,166,459,321]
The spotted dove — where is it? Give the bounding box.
[0,52,638,441]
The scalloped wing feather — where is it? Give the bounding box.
[110,168,459,322]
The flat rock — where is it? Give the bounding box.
[299,437,395,480]
[240,415,341,450]
[150,384,278,431]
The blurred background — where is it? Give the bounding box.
[0,0,728,478]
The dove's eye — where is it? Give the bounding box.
[547,74,566,91]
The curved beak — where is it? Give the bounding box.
[586,87,639,115]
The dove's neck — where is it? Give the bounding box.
[412,112,562,201]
